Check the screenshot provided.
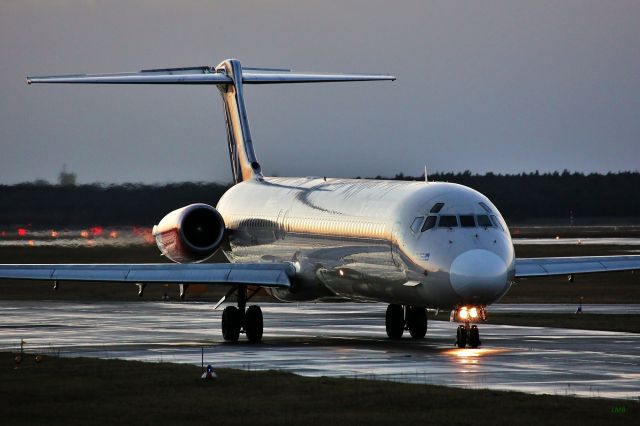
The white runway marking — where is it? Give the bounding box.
[1,301,638,399]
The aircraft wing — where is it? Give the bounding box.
[515,255,640,278]
[0,263,293,288]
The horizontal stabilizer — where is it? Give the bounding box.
[27,61,395,86]
[27,71,232,85]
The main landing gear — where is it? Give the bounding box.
[385,304,428,339]
[221,285,263,343]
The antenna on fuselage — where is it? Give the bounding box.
[26,59,395,184]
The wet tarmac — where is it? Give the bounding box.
[1,301,638,400]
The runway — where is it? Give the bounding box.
[1,301,638,400]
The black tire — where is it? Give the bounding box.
[468,325,481,348]
[456,325,467,348]
[222,306,241,342]
[385,304,405,339]
[245,305,264,343]
[406,306,428,339]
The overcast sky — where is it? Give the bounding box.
[1,0,639,184]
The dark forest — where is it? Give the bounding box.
[1,171,638,226]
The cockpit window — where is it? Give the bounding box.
[438,215,458,228]
[479,202,492,213]
[476,215,493,228]
[421,215,437,232]
[410,216,424,233]
[459,215,476,227]
[490,215,504,231]
[430,202,444,213]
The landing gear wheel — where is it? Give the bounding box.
[456,325,467,348]
[385,304,405,339]
[468,325,481,348]
[245,305,264,343]
[406,306,427,339]
[221,306,241,342]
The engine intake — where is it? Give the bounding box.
[152,203,225,263]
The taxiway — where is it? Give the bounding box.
[1,301,638,399]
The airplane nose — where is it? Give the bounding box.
[450,249,508,302]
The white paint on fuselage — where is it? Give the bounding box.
[216,177,515,309]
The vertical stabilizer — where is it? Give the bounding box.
[216,59,263,184]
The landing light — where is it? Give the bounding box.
[459,307,469,320]
[452,306,486,323]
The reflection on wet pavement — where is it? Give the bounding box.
[1,301,638,399]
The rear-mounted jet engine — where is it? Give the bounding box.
[152,203,225,263]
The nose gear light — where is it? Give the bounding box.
[451,306,486,323]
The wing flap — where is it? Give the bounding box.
[0,263,293,288]
[515,255,640,278]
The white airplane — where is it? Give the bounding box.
[2,58,640,348]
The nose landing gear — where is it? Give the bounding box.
[452,306,485,348]
[456,323,481,348]
[385,304,428,339]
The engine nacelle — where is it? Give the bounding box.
[152,203,225,263]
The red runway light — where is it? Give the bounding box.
[90,226,103,237]
[17,228,27,237]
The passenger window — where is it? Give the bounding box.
[438,215,458,228]
[430,203,444,213]
[421,216,437,232]
[476,215,493,228]
[410,216,424,233]
[490,215,504,231]
[459,215,476,227]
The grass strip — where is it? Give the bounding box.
[1,352,637,425]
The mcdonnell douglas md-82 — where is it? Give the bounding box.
[2,58,640,348]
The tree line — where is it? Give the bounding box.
[387,170,640,224]
[0,171,638,227]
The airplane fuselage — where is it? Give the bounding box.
[217,177,516,309]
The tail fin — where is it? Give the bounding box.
[27,59,395,184]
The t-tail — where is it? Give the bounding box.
[27,59,395,184]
